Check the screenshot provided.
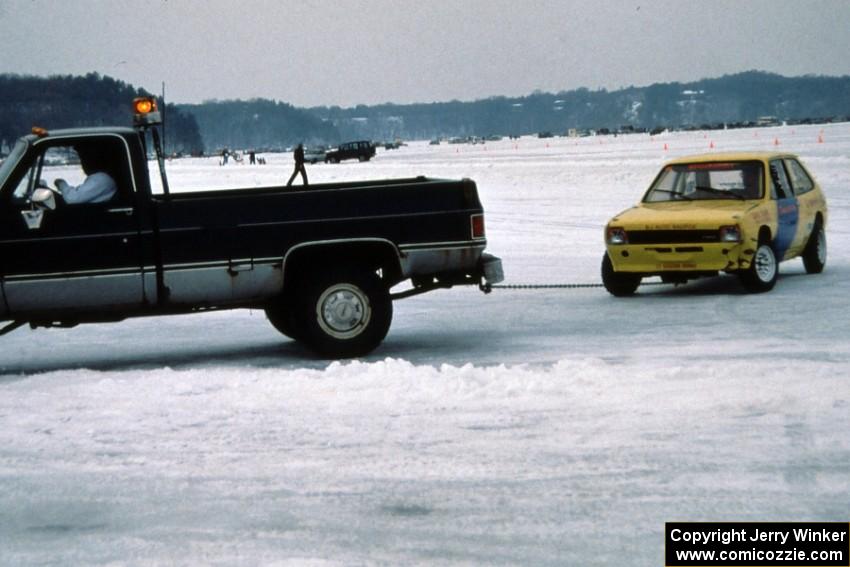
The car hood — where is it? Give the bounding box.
[609,201,751,230]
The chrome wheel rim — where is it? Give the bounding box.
[317,283,371,339]
[754,245,777,282]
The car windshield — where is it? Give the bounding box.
[0,139,28,188]
[644,161,763,202]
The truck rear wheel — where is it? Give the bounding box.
[298,268,392,358]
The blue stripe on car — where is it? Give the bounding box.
[773,198,799,258]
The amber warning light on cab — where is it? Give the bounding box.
[133,97,162,127]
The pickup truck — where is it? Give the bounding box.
[0,98,503,358]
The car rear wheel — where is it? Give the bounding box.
[601,253,641,296]
[297,267,392,358]
[740,241,778,292]
[802,223,827,274]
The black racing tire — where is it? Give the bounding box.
[802,222,827,274]
[601,253,641,297]
[739,241,778,293]
[297,268,392,359]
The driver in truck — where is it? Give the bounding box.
[53,143,118,204]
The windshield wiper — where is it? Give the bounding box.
[650,189,692,201]
[694,185,745,200]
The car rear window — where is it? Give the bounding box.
[784,159,815,195]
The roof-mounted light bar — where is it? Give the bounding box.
[133,96,162,127]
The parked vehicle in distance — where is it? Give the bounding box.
[602,152,828,295]
[303,145,327,164]
[325,140,375,163]
[0,98,503,358]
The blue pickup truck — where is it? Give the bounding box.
[0,99,503,358]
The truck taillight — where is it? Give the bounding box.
[606,226,628,244]
[471,214,486,239]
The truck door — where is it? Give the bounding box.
[0,136,144,318]
[768,159,798,261]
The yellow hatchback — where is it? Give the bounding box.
[602,152,828,295]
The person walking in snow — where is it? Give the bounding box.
[287,143,308,187]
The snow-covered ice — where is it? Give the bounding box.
[1,124,849,565]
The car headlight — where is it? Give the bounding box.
[719,225,741,242]
[607,227,628,245]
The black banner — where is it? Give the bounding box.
[666,522,849,566]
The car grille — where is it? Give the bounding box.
[628,230,719,244]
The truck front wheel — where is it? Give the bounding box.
[265,298,302,340]
[298,268,392,358]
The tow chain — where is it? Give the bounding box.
[493,283,604,289]
[490,281,668,290]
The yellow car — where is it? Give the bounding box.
[602,152,828,295]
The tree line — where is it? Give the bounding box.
[0,73,202,154]
[3,71,850,155]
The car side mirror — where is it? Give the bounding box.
[31,188,57,211]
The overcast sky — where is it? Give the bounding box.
[2,0,849,108]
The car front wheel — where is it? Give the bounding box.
[740,242,778,292]
[601,253,641,296]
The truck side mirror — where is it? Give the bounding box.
[20,188,56,230]
[31,188,57,211]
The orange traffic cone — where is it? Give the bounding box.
[818,134,824,143]
[774,137,780,146]
[709,141,715,149]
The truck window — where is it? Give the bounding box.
[10,138,132,206]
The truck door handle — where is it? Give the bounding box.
[108,207,134,216]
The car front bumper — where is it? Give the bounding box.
[607,242,754,274]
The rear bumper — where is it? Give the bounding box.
[478,253,504,285]
[397,242,503,292]
[607,242,752,274]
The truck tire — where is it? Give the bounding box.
[298,268,392,358]
[802,222,826,274]
[739,241,778,292]
[601,253,640,297]
[265,298,302,340]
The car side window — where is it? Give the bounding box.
[769,160,792,200]
[784,159,814,195]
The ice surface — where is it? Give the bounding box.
[1,123,849,565]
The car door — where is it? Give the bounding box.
[0,136,144,318]
[768,159,798,260]
[783,158,820,256]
